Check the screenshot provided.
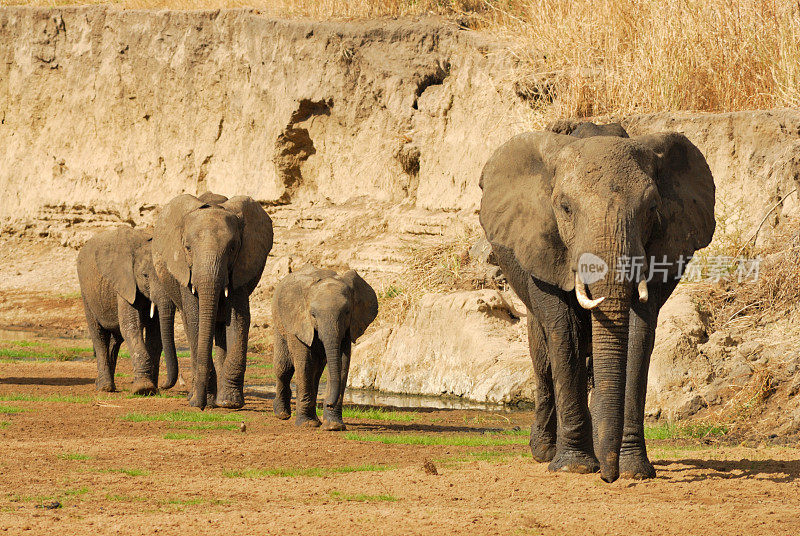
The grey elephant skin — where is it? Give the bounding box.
[77,226,178,394]
[479,123,715,482]
[271,265,378,431]
[152,192,273,410]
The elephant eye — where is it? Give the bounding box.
[561,202,572,215]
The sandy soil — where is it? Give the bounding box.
[1,243,800,535]
[1,345,799,536]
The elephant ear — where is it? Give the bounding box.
[274,275,314,346]
[93,227,147,305]
[637,133,716,279]
[479,131,578,290]
[153,194,205,287]
[339,270,378,341]
[221,196,274,290]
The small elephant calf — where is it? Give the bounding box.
[272,265,378,430]
[77,227,177,394]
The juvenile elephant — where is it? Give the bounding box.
[152,192,273,410]
[479,124,715,482]
[272,265,378,431]
[77,227,178,394]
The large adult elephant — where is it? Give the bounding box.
[77,226,178,393]
[152,192,273,410]
[479,124,715,482]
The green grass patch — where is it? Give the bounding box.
[106,494,147,502]
[223,464,392,479]
[163,432,202,440]
[101,468,149,477]
[313,406,417,422]
[445,450,532,463]
[11,487,90,505]
[0,343,92,362]
[126,392,186,399]
[344,432,528,447]
[0,421,9,429]
[247,361,274,369]
[0,393,94,403]
[114,372,130,379]
[121,410,247,423]
[169,422,240,431]
[645,421,729,440]
[329,491,398,502]
[0,405,27,414]
[59,452,91,461]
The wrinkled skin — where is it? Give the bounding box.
[77,227,178,394]
[271,265,378,431]
[479,122,715,482]
[152,192,273,410]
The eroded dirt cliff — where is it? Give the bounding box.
[2,7,800,431]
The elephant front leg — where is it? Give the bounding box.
[529,279,598,474]
[290,338,320,427]
[84,299,116,392]
[527,315,557,463]
[216,292,248,409]
[118,298,158,396]
[273,332,294,420]
[619,286,665,479]
[143,315,163,389]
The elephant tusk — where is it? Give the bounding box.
[575,273,605,309]
[150,302,155,318]
[191,284,196,295]
[638,278,649,303]
[224,287,228,298]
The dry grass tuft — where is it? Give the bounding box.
[374,232,492,327]
[6,0,799,118]
[692,217,800,332]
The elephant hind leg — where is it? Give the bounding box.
[273,332,294,420]
[528,314,556,463]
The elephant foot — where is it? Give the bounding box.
[321,419,346,431]
[295,414,322,428]
[96,379,116,393]
[131,377,157,396]
[529,427,556,463]
[273,400,292,420]
[548,449,599,474]
[216,388,244,409]
[188,392,207,410]
[619,452,656,480]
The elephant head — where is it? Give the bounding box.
[275,265,378,429]
[91,227,178,389]
[479,131,715,482]
[152,194,273,409]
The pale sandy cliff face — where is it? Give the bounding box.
[2,7,800,424]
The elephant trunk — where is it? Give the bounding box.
[321,333,344,426]
[157,297,179,390]
[588,247,633,483]
[192,255,226,410]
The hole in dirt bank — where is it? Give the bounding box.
[273,99,333,202]
[411,63,450,110]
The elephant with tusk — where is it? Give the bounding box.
[152,192,273,410]
[479,122,715,482]
[77,226,178,394]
